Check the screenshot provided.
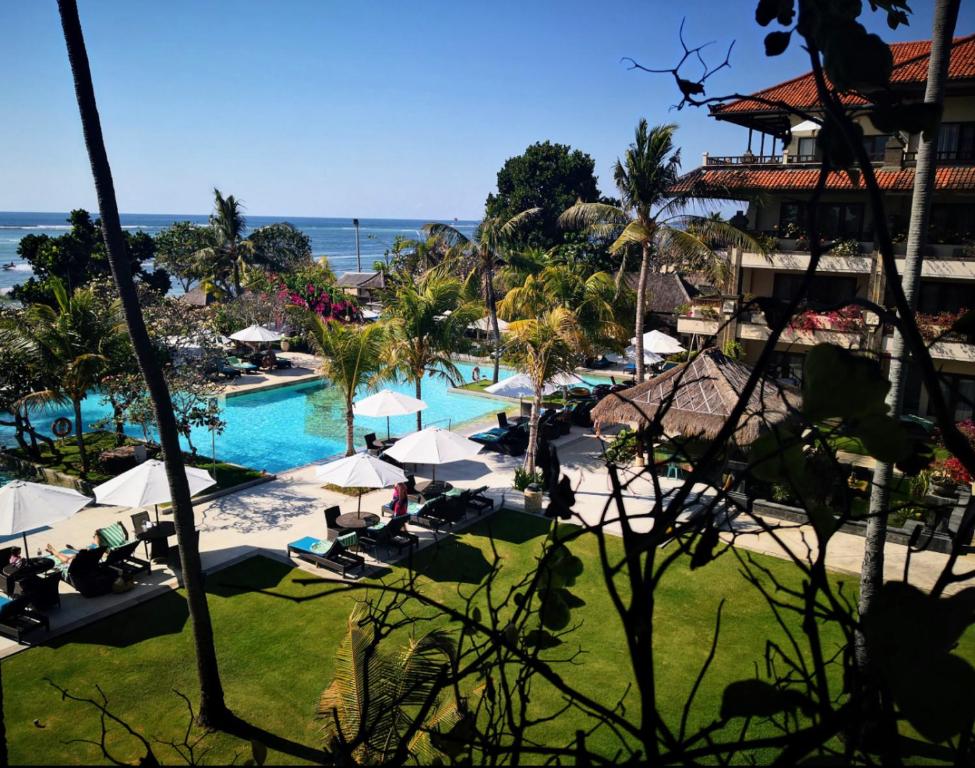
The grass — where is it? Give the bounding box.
[10,431,263,491]
[3,510,973,764]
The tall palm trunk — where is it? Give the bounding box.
[526,385,542,475]
[483,256,502,383]
[72,395,89,474]
[634,241,651,382]
[416,377,424,431]
[856,0,959,742]
[57,0,228,727]
[345,396,355,456]
[231,250,242,298]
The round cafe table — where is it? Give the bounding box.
[335,512,380,530]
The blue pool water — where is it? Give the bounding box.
[0,363,608,473]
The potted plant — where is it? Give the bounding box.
[514,467,544,512]
[929,456,969,498]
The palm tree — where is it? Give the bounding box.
[506,308,581,474]
[425,209,539,383]
[380,274,481,430]
[3,280,118,475]
[560,120,761,381]
[499,262,628,358]
[57,0,229,727]
[308,317,385,455]
[319,607,469,765]
[196,188,254,297]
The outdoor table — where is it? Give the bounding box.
[3,557,54,580]
[137,521,176,562]
[335,512,380,530]
[415,480,453,499]
[380,437,399,450]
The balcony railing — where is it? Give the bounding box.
[706,148,975,168]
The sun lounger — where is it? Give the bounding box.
[60,547,116,598]
[0,595,49,643]
[287,536,364,577]
[227,356,257,373]
[359,515,418,556]
[466,486,494,515]
[96,522,150,575]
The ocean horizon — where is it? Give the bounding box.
[0,211,478,295]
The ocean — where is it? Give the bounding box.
[0,211,478,295]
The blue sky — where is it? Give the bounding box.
[1,1,971,219]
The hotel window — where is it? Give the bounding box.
[937,122,975,162]
[796,137,817,162]
[779,202,864,240]
[863,134,890,161]
[773,273,858,305]
[916,280,975,315]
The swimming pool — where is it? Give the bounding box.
[0,362,607,473]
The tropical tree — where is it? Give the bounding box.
[319,607,469,765]
[425,209,539,383]
[196,188,254,297]
[499,261,628,358]
[247,222,313,273]
[154,221,216,293]
[381,274,481,430]
[505,308,581,474]
[3,279,120,474]
[58,0,228,726]
[560,120,761,381]
[308,317,385,455]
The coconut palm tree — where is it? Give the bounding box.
[425,209,539,383]
[506,308,582,474]
[3,279,119,475]
[380,274,481,430]
[308,317,386,455]
[319,607,469,765]
[560,120,762,381]
[57,0,229,726]
[195,188,254,297]
[499,262,628,359]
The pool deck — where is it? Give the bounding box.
[2,423,972,658]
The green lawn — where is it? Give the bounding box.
[3,511,972,764]
[10,431,263,491]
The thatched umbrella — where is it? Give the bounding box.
[590,349,800,445]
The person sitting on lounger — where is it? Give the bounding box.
[390,481,409,517]
[45,533,100,567]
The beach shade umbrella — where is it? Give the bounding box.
[607,346,665,366]
[485,373,560,399]
[590,349,799,446]
[229,324,283,344]
[468,316,510,333]
[353,390,428,440]
[315,452,407,515]
[0,481,92,562]
[549,371,588,388]
[638,330,685,356]
[93,459,216,522]
[383,427,483,481]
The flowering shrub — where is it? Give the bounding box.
[934,456,971,485]
[828,239,862,257]
[915,308,969,342]
[272,265,360,322]
[789,305,864,333]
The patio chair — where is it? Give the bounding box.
[466,486,494,515]
[359,515,418,557]
[496,412,526,430]
[130,511,152,558]
[104,541,151,578]
[0,595,49,643]
[61,547,116,598]
[323,506,342,539]
[287,537,365,578]
[363,433,384,454]
[20,572,61,611]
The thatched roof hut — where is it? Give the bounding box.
[590,349,800,445]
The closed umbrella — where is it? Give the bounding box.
[383,427,483,481]
[0,481,91,562]
[353,390,428,440]
[229,324,283,344]
[315,452,407,516]
[93,459,216,522]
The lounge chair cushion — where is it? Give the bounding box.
[337,532,358,550]
[97,522,128,550]
[290,536,333,556]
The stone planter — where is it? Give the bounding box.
[280,339,291,352]
[523,486,543,514]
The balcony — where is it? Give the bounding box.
[704,147,975,169]
[676,301,722,337]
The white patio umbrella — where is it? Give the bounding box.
[637,330,685,356]
[0,481,91,562]
[383,427,483,481]
[485,373,559,398]
[93,459,216,522]
[315,452,407,516]
[607,346,665,366]
[353,390,428,440]
[469,316,510,333]
[229,324,283,344]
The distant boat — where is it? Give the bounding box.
[2,262,15,271]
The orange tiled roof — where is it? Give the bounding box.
[713,35,975,115]
[669,165,975,195]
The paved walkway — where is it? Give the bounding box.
[3,425,972,657]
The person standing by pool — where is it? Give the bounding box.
[390,482,409,517]
[472,365,481,382]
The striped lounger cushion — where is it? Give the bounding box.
[98,523,127,549]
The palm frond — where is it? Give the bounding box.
[558,201,626,231]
